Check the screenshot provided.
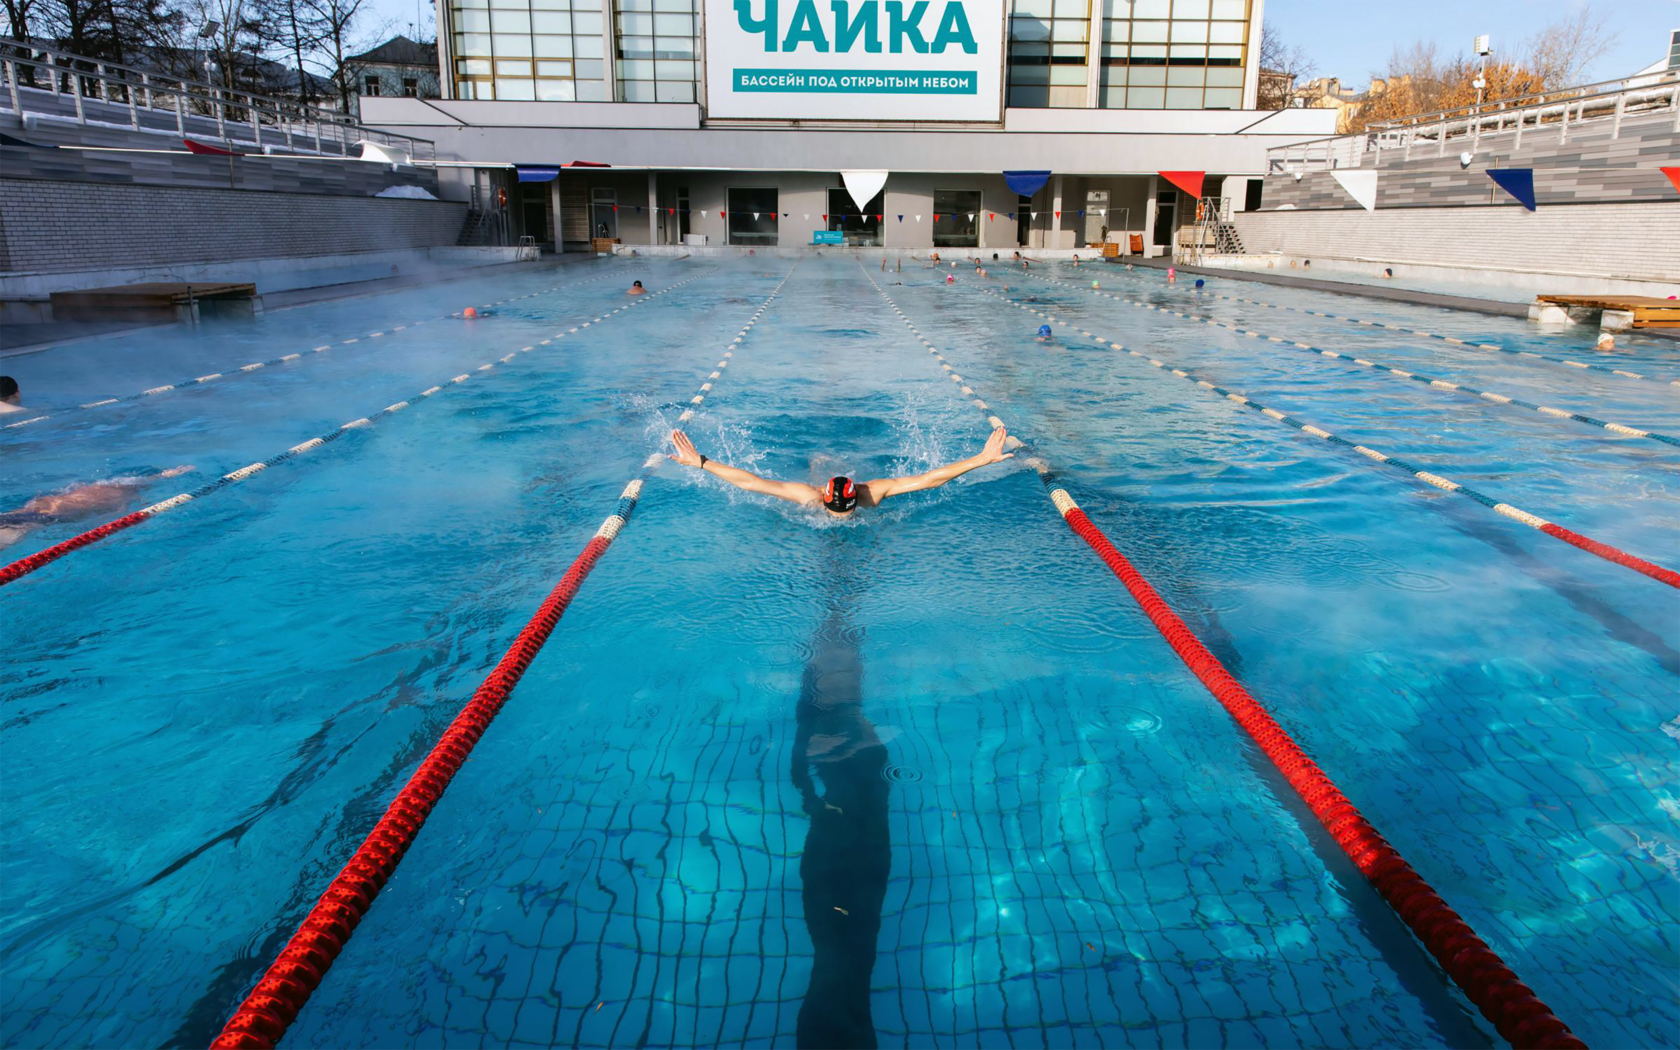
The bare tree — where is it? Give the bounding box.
[259,0,324,102]
[304,0,383,112]
[1257,22,1313,109]
[1520,3,1617,89]
[1,0,41,43]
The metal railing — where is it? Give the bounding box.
[0,39,435,162]
[1267,68,1680,173]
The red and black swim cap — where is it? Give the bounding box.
[823,476,857,513]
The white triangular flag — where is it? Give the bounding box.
[840,169,888,212]
[915,214,922,222]
[1031,211,1038,219]
[967,213,975,221]
[803,213,810,221]
[1097,208,1106,216]
[1331,169,1379,212]
[701,210,708,218]
[752,212,759,220]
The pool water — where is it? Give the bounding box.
[2,255,1676,1049]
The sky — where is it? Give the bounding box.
[1263,0,1680,90]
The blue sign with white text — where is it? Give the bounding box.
[812,230,843,244]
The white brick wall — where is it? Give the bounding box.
[0,180,468,274]
[1230,202,1680,282]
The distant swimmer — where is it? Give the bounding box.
[628,280,647,295]
[0,375,23,415]
[668,426,1013,518]
[1036,324,1053,343]
[0,465,195,549]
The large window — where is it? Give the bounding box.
[932,190,982,248]
[1098,0,1248,110]
[615,0,697,102]
[1007,0,1091,108]
[450,0,609,101]
[727,188,778,246]
[826,188,883,246]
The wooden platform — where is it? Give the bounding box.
[1534,294,1680,329]
[50,282,258,324]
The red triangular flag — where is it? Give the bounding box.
[875,213,882,221]
[667,207,674,215]
[1662,166,1680,195]
[1054,210,1060,219]
[822,213,828,221]
[934,213,941,221]
[611,205,618,212]
[1159,170,1205,198]
[988,212,995,220]
[183,138,240,156]
[720,210,727,217]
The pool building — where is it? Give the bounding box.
[361,0,1336,254]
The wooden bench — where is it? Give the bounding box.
[50,282,259,324]
[591,237,621,253]
[1532,294,1680,330]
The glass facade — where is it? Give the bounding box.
[615,0,698,102]
[450,0,609,101]
[1097,0,1249,109]
[447,0,1251,108]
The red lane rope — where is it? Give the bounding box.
[211,533,614,1049]
[857,261,1586,1049]
[1539,523,1680,588]
[0,511,149,586]
[1058,506,1584,1048]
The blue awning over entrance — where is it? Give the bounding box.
[1003,170,1052,197]
[516,165,561,182]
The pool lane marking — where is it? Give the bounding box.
[1,270,645,430]
[0,269,719,589]
[212,264,800,1050]
[1014,265,1680,392]
[859,261,1584,1048]
[975,282,1680,591]
[999,276,1679,445]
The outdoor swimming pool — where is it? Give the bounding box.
[2,254,1676,1049]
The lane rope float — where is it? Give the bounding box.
[2,269,643,431]
[996,277,1679,445]
[0,269,719,589]
[858,260,1585,1049]
[211,263,799,1050]
[1014,265,1680,392]
[971,278,1680,591]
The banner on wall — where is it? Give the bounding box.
[704,0,1007,121]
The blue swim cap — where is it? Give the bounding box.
[1038,324,1051,337]
[1194,279,1205,288]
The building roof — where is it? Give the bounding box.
[349,35,438,67]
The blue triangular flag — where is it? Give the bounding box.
[897,214,903,222]
[1007,212,1015,220]
[1487,168,1536,211]
[1079,209,1086,217]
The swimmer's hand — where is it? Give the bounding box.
[668,429,703,468]
[976,426,1014,465]
[160,464,196,478]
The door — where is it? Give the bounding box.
[1153,188,1177,248]
[591,187,618,240]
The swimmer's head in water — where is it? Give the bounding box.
[0,375,17,403]
[1038,324,1052,338]
[633,280,644,288]
[823,476,858,514]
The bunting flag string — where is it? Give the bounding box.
[915,214,923,222]
[1031,211,1038,219]
[1054,210,1061,219]
[823,213,829,221]
[934,213,941,221]
[1158,170,1206,198]
[967,212,975,221]
[988,212,996,220]
[1331,169,1380,212]
[897,214,904,222]
[751,212,759,220]
[1487,168,1537,211]
[720,210,728,218]
[875,213,883,222]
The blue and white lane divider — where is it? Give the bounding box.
[1015,265,1680,392]
[0,268,720,588]
[965,277,1680,590]
[980,285,1679,449]
[2,269,640,430]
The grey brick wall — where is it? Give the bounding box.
[1229,201,1680,282]
[1261,113,1680,210]
[0,180,468,274]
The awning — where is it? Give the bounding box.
[516,165,562,182]
[1003,170,1051,197]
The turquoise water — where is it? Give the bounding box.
[2,255,1676,1048]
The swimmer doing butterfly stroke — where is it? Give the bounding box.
[669,426,1013,517]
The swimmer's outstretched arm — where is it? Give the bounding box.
[857,426,1012,507]
[668,430,822,507]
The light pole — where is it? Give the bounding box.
[1473,34,1492,112]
